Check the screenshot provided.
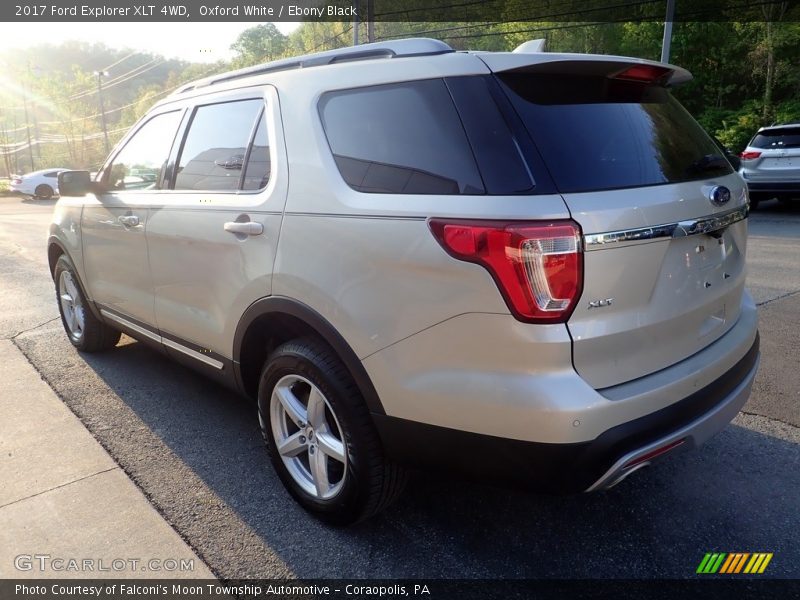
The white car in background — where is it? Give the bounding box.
[10,168,69,199]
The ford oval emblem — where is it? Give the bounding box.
[708,186,731,207]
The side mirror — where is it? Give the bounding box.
[57,170,92,197]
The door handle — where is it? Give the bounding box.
[224,221,263,236]
[118,215,140,227]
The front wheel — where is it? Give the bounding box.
[54,255,121,352]
[258,338,406,524]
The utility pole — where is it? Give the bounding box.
[367,0,374,43]
[21,83,35,173]
[28,63,42,161]
[94,70,110,154]
[353,0,359,45]
[661,0,676,63]
[0,117,12,179]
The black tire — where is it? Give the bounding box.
[258,337,406,524]
[34,184,54,200]
[54,254,121,352]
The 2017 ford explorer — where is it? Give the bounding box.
[50,38,759,524]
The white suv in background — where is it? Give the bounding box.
[739,123,800,209]
[50,39,759,524]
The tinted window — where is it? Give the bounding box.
[498,74,732,193]
[44,171,59,178]
[751,128,800,149]
[319,80,485,195]
[242,113,270,191]
[446,76,535,194]
[175,99,263,191]
[106,111,181,191]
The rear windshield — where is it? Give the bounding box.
[751,128,800,149]
[498,73,732,193]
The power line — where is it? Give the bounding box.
[101,51,137,72]
[68,58,162,100]
[308,25,354,53]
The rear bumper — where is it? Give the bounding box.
[745,181,800,194]
[374,333,759,493]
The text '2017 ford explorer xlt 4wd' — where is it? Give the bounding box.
[51,38,759,524]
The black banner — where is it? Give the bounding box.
[3,579,800,600]
[3,0,800,23]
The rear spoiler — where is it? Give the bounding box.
[476,52,692,86]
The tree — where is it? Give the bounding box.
[230,24,289,67]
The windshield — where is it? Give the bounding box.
[497,73,732,194]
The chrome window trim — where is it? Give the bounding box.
[583,204,749,251]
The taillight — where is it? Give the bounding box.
[12,178,22,184]
[613,64,671,83]
[429,219,583,323]
[740,151,762,160]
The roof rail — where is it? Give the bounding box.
[174,38,453,95]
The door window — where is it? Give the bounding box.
[105,111,182,191]
[242,113,271,191]
[174,99,264,192]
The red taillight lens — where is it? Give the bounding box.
[613,64,671,83]
[429,219,583,323]
[12,178,22,184]
[739,151,762,160]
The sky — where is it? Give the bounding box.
[0,22,301,63]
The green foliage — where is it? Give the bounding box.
[231,23,288,67]
[713,102,764,152]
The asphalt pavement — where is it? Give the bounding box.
[0,194,798,579]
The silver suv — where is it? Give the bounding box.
[50,39,759,524]
[739,123,800,209]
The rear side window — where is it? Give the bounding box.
[498,73,732,193]
[319,80,485,195]
[242,113,270,191]
[175,99,263,192]
[751,128,800,149]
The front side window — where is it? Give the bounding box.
[319,80,485,195]
[174,99,263,192]
[106,111,182,192]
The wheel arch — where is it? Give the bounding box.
[48,238,66,279]
[233,296,385,416]
[48,239,103,322]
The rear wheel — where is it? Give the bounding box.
[258,338,406,524]
[34,184,54,200]
[54,255,120,352]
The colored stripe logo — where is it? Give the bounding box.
[697,552,773,574]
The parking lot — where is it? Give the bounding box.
[1,195,798,579]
